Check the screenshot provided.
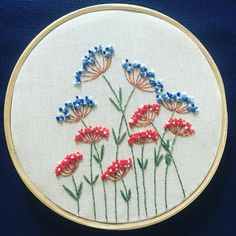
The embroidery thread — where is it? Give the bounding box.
[56,96,96,123]
[54,45,199,223]
[122,59,164,93]
[75,125,109,221]
[102,158,133,222]
[54,152,83,215]
[75,45,114,85]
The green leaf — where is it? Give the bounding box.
[100,144,104,161]
[166,140,170,148]
[127,189,131,201]
[155,154,164,167]
[165,154,172,166]
[63,185,77,201]
[109,98,121,111]
[119,87,122,105]
[162,140,170,152]
[93,154,101,164]
[77,182,83,197]
[112,128,118,145]
[144,159,148,169]
[137,158,143,170]
[118,132,127,145]
[120,190,127,202]
[83,175,91,185]
[92,174,99,184]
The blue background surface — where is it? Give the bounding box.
[0,0,235,235]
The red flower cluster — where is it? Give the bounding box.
[164,118,195,137]
[129,104,161,128]
[74,126,109,144]
[101,158,132,181]
[55,152,83,177]
[128,130,159,145]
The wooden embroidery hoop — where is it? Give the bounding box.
[4,4,228,230]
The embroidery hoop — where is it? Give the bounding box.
[4,4,228,230]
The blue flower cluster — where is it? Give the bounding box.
[122,59,164,93]
[156,92,198,113]
[75,45,114,85]
[56,96,96,122]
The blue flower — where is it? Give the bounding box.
[74,45,114,85]
[156,92,198,114]
[56,96,96,123]
[122,59,164,93]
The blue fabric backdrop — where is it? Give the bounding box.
[0,0,235,235]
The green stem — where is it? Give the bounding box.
[153,111,175,214]
[81,119,87,127]
[122,179,129,222]
[102,75,140,218]
[164,164,168,210]
[93,144,108,222]
[90,143,96,219]
[165,135,179,210]
[114,87,135,222]
[114,182,117,222]
[72,175,80,215]
[151,123,186,198]
[154,130,167,215]
[141,145,148,217]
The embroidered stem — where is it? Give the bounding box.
[93,144,108,222]
[153,130,166,214]
[169,136,186,197]
[102,75,140,218]
[122,179,130,222]
[72,175,80,215]
[164,164,168,210]
[151,122,186,199]
[165,135,177,210]
[153,111,175,214]
[81,119,87,128]
[141,144,148,217]
[113,87,135,222]
[62,176,83,216]
[90,143,96,219]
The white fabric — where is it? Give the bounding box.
[11,10,222,223]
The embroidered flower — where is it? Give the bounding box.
[122,59,163,93]
[75,45,114,84]
[101,158,132,181]
[128,130,159,145]
[164,118,195,137]
[55,152,83,177]
[129,104,161,128]
[74,126,109,144]
[56,96,96,123]
[156,92,198,114]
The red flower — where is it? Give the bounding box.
[55,152,83,177]
[74,126,109,144]
[164,118,195,137]
[129,104,161,128]
[128,130,159,145]
[101,158,132,181]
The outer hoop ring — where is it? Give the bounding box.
[4,4,228,230]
